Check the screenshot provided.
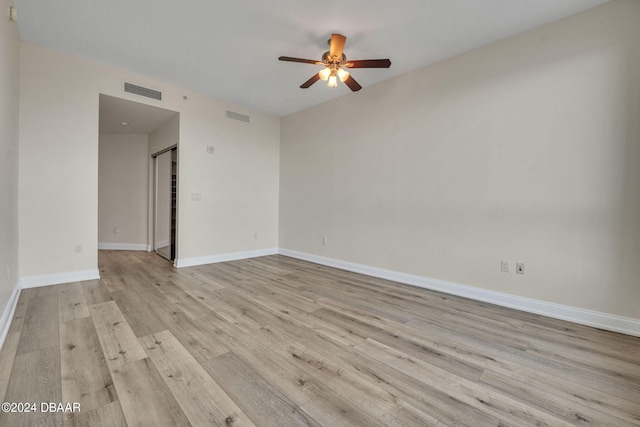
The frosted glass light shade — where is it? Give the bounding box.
[319,68,331,81]
[337,68,349,82]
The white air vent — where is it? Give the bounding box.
[123,82,162,101]
[226,110,250,123]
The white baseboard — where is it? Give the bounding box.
[0,283,21,351]
[175,248,279,268]
[98,242,150,251]
[278,248,640,337]
[20,269,100,289]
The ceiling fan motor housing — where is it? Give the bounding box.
[322,51,347,66]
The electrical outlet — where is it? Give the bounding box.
[191,193,202,201]
[500,260,510,273]
[254,232,258,239]
[75,244,82,253]
[113,226,119,234]
[322,236,328,245]
[516,263,524,274]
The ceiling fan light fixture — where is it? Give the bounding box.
[319,67,331,81]
[279,33,390,92]
[337,68,350,82]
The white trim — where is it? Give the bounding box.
[0,284,21,350]
[278,248,640,337]
[98,242,150,251]
[20,269,100,289]
[175,248,279,268]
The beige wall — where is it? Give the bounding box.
[19,43,280,278]
[280,0,640,319]
[0,0,20,315]
[98,133,149,247]
[149,115,179,156]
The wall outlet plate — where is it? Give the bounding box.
[500,260,510,273]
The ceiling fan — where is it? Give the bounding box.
[279,33,391,92]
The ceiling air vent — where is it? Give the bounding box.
[226,110,250,123]
[123,82,162,101]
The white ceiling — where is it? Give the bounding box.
[15,0,609,118]
[99,94,178,134]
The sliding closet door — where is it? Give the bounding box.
[154,150,172,260]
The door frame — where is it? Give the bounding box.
[151,145,178,263]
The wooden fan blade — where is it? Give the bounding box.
[344,59,391,68]
[329,34,346,60]
[300,73,321,89]
[279,56,322,65]
[343,75,362,92]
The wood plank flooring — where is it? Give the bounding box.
[0,250,639,426]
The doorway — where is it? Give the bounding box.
[153,147,177,261]
[98,94,179,258]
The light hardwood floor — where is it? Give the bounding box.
[0,250,639,426]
